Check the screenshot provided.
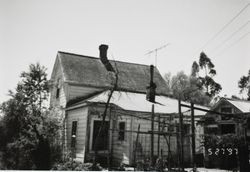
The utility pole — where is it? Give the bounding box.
[145,43,170,67]
[191,103,196,172]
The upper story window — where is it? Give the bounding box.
[220,107,233,113]
[220,106,233,120]
[56,78,61,99]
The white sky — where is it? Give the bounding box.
[0,0,250,104]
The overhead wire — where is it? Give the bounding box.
[215,30,250,56]
[211,20,250,53]
[191,2,250,57]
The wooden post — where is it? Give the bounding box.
[157,114,160,157]
[191,102,196,171]
[134,124,141,164]
[176,120,180,171]
[151,104,155,166]
[168,115,172,171]
[178,99,184,171]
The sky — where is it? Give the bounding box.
[0,0,250,104]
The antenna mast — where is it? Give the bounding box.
[145,43,170,67]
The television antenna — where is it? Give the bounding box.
[145,43,170,67]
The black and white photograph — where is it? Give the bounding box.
[0,0,250,171]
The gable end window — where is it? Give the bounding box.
[71,121,78,148]
[221,107,233,120]
[118,122,125,141]
[56,78,61,99]
[56,88,60,99]
[220,107,232,113]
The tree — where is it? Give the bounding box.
[165,71,211,106]
[164,72,172,93]
[0,63,60,170]
[238,70,250,100]
[164,52,222,106]
[193,52,222,97]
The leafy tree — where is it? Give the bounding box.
[238,70,250,100]
[0,63,61,170]
[164,72,172,93]
[164,52,221,106]
[191,61,199,77]
[165,71,211,106]
[193,52,222,97]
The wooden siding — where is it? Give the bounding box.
[68,85,102,100]
[66,106,88,162]
[87,106,180,166]
[76,105,202,166]
[111,115,132,165]
[50,60,67,108]
[131,116,176,158]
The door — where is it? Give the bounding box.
[92,120,109,151]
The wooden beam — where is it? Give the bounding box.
[179,99,184,171]
[151,104,155,165]
[191,103,196,171]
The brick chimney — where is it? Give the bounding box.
[99,44,114,72]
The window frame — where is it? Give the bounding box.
[55,78,61,99]
[71,121,78,148]
[118,121,126,141]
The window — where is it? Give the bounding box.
[56,78,61,99]
[118,122,125,141]
[56,88,60,99]
[167,124,175,132]
[71,121,78,148]
[221,124,235,134]
[221,107,232,113]
[183,124,190,135]
[221,107,233,120]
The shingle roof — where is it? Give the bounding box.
[58,51,170,95]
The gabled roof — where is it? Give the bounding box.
[56,51,170,95]
[67,90,208,116]
[223,98,250,112]
[211,97,250,113]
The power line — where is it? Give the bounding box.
[192,2,250,56]
[216,30,250,56]
[211,20,250,53]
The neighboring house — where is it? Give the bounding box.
[49,44,207,167]
[205,97,250,136]
[204,97,250,169]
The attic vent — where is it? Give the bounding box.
[99,44,114,72]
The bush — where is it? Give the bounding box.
[52,161,103,171]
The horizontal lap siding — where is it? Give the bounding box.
[50,64,67,108]
[66,107,88,162]
[112,115,132,166]
[111,112,178,166]
[68,85,102,100]
[131,116,177,159]
[59,86,67,107]
[88,108,182,166]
